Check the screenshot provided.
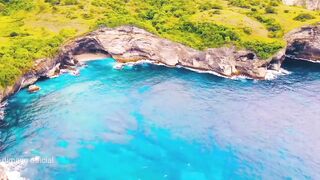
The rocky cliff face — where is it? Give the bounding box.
[282,0,320,10]
[286,24,320,62]
[83,26,277,78]
[2,24,320,103]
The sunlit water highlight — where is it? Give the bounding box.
[0,58,320,179]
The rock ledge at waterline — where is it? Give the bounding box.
[1,24,320,103]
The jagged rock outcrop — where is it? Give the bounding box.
[0,26,292,103]
[285,24,320,62]
[282,0,320,10]
[63,26,281,78]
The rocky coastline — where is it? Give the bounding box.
[0,23,319,179]
[0,24,320,104]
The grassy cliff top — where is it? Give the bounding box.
[0,0,319,88]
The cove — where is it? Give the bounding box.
[0,58,320,179]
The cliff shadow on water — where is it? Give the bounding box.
[282,58,320,76]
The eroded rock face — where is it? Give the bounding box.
[282,0,320,10]
[1,26,285,102]
[0,57,65,103]
[66,26,281,79]
[286,24,320,62]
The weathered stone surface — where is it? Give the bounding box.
[282,0,320,10]
[28,85,41,93]
[67,26,278,79]
[268,48,287,70]
[286,24,320,62]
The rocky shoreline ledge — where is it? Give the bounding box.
[0,24,320,104]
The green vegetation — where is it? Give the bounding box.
[265,6,277,14]
[0,0,319,88]
[294,13,316,22]
[241,41,283,59]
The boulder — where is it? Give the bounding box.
[28,85,41,93]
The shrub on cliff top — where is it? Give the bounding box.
[0,64,21,88]
[63,0,78,5]
[294,13,315,22]
[0,0,35,14]
[0,2,4,11]
[228,0,251,8]
[199,1,223,11]
[265,6,276,14]
[253,15,283,37]
[179,22,240,49]
[241,40,283,59]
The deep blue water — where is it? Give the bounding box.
[0,58,320,179]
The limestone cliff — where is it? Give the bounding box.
[285,24,320,62]
[68,26,276,79]
[282,0,320,10]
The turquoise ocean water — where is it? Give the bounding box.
[0,58,320,179]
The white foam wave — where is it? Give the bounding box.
[115,60,258,80]
[265,68,291,80]
[0,161,28,180]
[113,63,124,69]
[0,101,7,121]
[182,66,233,79]
[60,69,80,76]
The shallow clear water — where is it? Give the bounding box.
[1,58,320,179]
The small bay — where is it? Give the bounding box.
[1,58,319,179]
